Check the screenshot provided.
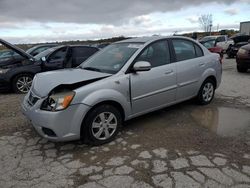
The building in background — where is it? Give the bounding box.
[240,21,250,35]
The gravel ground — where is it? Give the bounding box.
[0,58,250,188]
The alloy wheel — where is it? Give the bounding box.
[202,82,214,102]
[16,76,32,93]
[91,112,118,141]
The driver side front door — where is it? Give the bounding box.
[44,47,68,71]
[130,40,177,116]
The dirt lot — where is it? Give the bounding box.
[0,58,250,188]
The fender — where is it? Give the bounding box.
[79,89,131,120]
[197,67,217,95]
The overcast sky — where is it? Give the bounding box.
[0,0,250,44]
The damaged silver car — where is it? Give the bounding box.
[22,36,222,145]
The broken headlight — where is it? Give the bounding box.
[41,89,75,111]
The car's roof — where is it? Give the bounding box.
[34,44,57,47]
[116,36,195,44]
[68,45,98,48]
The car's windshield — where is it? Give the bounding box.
[0,49,20,59]
[26,46,38,54]
[200,40,216,49]
[80,42,144,74]
[33,47,58,61]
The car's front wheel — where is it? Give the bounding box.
[12,74,33,94]
[197,79,215,105]
[83,104,122,145]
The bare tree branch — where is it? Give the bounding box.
[199,14,213,34]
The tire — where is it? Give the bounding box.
[12,74,33,94]
[227,53,234,58]
[237,65,247,73]
[197,79,215,105]
[83,104,122,146]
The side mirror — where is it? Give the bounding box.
[133,61,151,72]
[41,57,46,62]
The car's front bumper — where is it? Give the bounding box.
[0,78,11,92]
[21,92,91,142]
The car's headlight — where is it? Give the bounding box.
[0,69,9,74]
[41,89,75,111]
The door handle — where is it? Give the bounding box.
[165,69,173,75]
[199,63,205,66]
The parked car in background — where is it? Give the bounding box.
[226,35,250,58]
[0,49,20,58]
[199,39,223,60]
[0,39,99,93]
[22,36,222,145]
[26,44,58,56]
[200,35,233,52]
[0,44,57,61]
[236,40,250,72]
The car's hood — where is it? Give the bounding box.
[32,68,111,97]
[0,39,34,60]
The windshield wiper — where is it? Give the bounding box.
[82,67,102,72]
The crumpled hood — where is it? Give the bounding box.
[32,68,111,97]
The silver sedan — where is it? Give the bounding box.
[22,36,222,145]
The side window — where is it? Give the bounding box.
[172,39,196,61]
[72,47,98,57]
[31,46,51,56]
[194,44,204,57]
[49,47,67,61]
[136,40,170,68]
[217,37,225,42]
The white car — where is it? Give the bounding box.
[200,35,234,51]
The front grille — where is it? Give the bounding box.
[27,92,39,106]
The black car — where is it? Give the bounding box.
[226,35,250,58]
[26,44,58,56]
[0,39,99,93]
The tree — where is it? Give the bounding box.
[199,14,213,35]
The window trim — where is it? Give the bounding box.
[126,39,174,74]
[170,38,204,62]
[193,43,204,57]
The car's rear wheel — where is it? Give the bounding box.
[197,79,215,105]
[12,74,33,94]
[83,104,122,145]
[237,65,247,73]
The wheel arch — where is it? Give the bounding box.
[10,72,35,84]
[80,100,126,141]
[204,75,217,88]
